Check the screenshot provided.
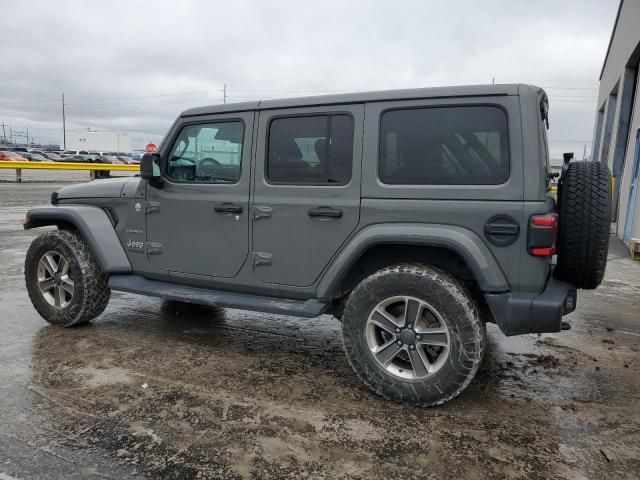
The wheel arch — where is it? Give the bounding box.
[316,223,509,301]
[24,205,131,274]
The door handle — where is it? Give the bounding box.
[214,203,243,214]
[308,206,343,218]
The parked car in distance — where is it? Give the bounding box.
[117,155,138,164]
[0,151,27,161]
[41,152,65,162]
[65,154,93,163]
[62,150,90,157]
[20,152,52,162]
[96,154,123,164]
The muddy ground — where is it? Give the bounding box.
[1,178,639,479]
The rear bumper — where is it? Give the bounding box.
[484,278,577,336]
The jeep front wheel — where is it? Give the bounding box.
[25,229,111,327]
[341,265,485,406]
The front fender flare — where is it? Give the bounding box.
[316,223,509,299]
[24,205,132,273]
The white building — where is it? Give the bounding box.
[592,0,640,244]
[63,130,147,153]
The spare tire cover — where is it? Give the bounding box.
[554,161,611,289]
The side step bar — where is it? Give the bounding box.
[108,275,327,318]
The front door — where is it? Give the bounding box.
[146,112,254,278]
[623,129,640,242]
[251,105,364,287]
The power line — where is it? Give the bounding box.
[0,83,601,109]
[65,98,225,108]
[64,89,225,101]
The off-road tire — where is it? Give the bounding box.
[554,161,611,289]
[341,264,485,406]
[25,229,110,327]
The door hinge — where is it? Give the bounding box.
[252,252,272,267]
[145,242,163,255]
[252,206,272,220]
[145,201,161,214]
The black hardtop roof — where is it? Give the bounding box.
[181,84,541,117]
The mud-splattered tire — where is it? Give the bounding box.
[554,161,611,289]
[341,265,485,406]
[25,229,110,327]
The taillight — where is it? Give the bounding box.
[528,213,558,256]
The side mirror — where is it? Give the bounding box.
[140,153,160,179]
[141,153,164,188]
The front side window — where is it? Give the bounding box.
[379,106,509,185]
[167,121,244,183]
[267,114,354,185]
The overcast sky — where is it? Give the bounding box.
[1,0,618,155]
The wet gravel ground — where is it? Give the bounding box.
[1,177,639,479]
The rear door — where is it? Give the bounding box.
[251,105,364,287]
[360,96,537,291]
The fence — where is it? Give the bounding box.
[0,161,139,182]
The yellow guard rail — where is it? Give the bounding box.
[0,160,139,182]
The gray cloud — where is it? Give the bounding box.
[1,0,618,155]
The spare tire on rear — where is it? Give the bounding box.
[554,161,611,289]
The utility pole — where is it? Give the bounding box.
[116,132,127,154]
[62,93,66,150]
[1,123,6,144]
[223,83,227,104]
[26,125,29,146]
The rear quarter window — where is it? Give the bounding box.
[379,105,509,185]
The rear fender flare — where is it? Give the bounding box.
[316,223,509,299]
[24,205,132,273]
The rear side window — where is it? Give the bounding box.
[379,106,509,185]
[267,114,354,185]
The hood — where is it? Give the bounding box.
[56,177,142,200]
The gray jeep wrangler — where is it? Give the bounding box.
[23,84,611,406]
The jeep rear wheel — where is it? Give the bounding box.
[554,161,611,289]
[341,264,485,406]
[25,229,111,327]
